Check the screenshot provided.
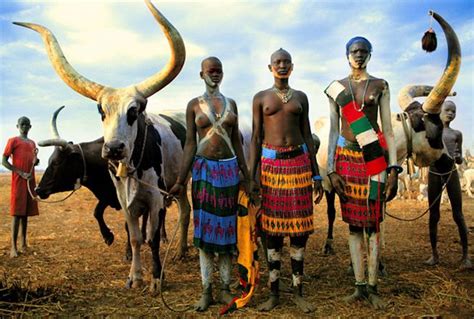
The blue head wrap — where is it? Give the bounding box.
[346,37,372,55]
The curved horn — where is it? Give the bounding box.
[422,11,461,114]
[135,0,186,98]
[38,138,69,148]
[398,85,456,110]
[51,105,66,139]
[13,22,105,101]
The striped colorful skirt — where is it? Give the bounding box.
[335,137,385,228]
[260,143,314,237]
[192,156,239,254]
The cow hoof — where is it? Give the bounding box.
[124,249,132,262]
[161,237,169,244]
[104,233,114,246]
[125,277,144,289]
[322,240,334,255]
[173,248,188,260]
[150,278,161,295]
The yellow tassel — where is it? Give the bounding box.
[116,162,128,177]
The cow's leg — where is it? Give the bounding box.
[124,222,132,262]
[125,214,144,289]
[159,208,168,243]
[94,201,114,246]
[175,194,191,259]
[323,190,336,255]
[149,209,163,295]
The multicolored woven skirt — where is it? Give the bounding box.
[335,136,386,228]
[192,156,239,254]
[260,143,314,237]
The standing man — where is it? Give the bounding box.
[325,37,400,309]
[3,116,40,258]
[249,48,323,313]
[424,101,472,269]
[169,57,249,311]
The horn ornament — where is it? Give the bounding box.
[422,11,461,114]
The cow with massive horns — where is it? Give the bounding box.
[35,106,179,262]
[15,0,188,291]
[315,11,461,255]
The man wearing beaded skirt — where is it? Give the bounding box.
[325,37,400,310]
[249,48,323,313]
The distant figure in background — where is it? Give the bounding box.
[2,116,39,258]
[424,101,472,269]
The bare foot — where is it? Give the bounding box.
[459,257,473,270]
[292,294,315,313]
[257,295,279,311]
[368,293,387,310]
[194,292,213,312]
[217,285,234,304]
[343,285,368,303]
[424,255,439,266]
[10,248,18,258]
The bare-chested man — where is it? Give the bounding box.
[325,37,400,309]
[424,101,472,269]
[249,48,323,313]
[169,57,249,311]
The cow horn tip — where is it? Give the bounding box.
[13,22,30,28]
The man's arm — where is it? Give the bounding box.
[169,100,198,196]
[2,154,29,179]
[454,130,463,164]
[229,100,250,183]
[379,81,399,201]
[249,93,263,182]
[300,92,323,204]
[327,97,347,202]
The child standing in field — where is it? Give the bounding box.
[2,116,39,257]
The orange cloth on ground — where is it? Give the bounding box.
[3,137,39,217]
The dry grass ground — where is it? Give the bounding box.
[0,172,473,317]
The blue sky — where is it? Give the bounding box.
[1,0,473,169]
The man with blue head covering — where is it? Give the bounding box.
[324,37,401,309]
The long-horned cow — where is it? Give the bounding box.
[15,0,189,291]
[314,11,461,254]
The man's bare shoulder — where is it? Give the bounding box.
[253,89,272,100]
[368,76,389,88]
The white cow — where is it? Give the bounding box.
[15,0,188,291]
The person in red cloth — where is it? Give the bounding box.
[325,37,400,309]
[2,116,39,258]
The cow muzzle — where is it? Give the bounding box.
[102,140,127,160]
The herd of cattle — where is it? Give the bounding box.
[14,0,469,292]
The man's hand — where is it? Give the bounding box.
[385,169,398,202]
[249,180,260,204]
[168,183,185,199]
[313,180,324,204]
[17,170,30,180]
[328,172,347,203]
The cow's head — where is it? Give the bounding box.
[35,106,84,198]
[14,0,186,165]
[396,11,461,167]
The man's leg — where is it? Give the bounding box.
[344,225,368,303]
[217,253,234,304]
[258,234,283,311]
[10,216,20,257]
[425,172,442,265]
[446,171,472,269]
[19,216,28,252]
[366,227,386,309]
[195,248,214,311]
[289,235,315,313]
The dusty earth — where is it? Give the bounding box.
[0,172,473,317]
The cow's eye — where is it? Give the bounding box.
[127,107,138,125]
[97,104,105,121]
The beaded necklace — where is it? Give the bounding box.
[348,76,370,112]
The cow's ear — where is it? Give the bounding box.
[137,97,147,113]
[97,104,105,121]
